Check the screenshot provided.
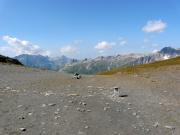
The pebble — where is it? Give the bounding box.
[104,107,110,111]
[69,100,73,103]
[17,105,23,108]
[19,128,26,132]
[28,112,33,116]
[48,103,56,106]
[87,109,91,112]
[164,125,175,130]
[41,122,45,125]
[41,104,46,107]
[153,122,159,128]
[132,112,137,116]
[84,126,89,129]
[77,107,86,112]
[44,91,55,96]
[146,129,150,132]
[18,116,25,120]
[54,116,61,120]
[57,108,60,111]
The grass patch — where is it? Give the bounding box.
[97,56,180,75]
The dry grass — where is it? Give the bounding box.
[97,56,180,75]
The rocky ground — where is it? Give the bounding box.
[0,63,180,135]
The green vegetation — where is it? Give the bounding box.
[98,57,180,75]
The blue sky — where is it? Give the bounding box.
[0,0,180,58]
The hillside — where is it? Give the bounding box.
[62,47,180,74]
[15,54,74,71]
[98,56,180,75]
[0,54,23,65]
[61,54,142,74]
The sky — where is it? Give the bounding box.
[0,0,180,59]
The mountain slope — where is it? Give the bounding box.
[61,54,142,74]
[15,54,58,70]
[0,54,23,65]
[62,47,180,74]
[98,56,180,75]
[15,54,74,70]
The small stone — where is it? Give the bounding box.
[6,86,11,90]
[159,102,163,105]
[87,109,91,112]
[68,93,79,96]
[56,108,60,111]
[19,128,26,132]
[146,129,150,132]
[18,116,25,120]
[48,103,56,106]
[64,105,68,108]
[17,105,23,108]
[164,125,175,130]
[41,122,45,125]
[28,112,33,116]
[77,107,81,111]
[69,100,73,103]
[54,116,61,120]
[84,126,89,129]
[128,102,132,105]
[82,102,87,106]
[153,122,159,128]
[54,111,59,115]
[41,104,46,107]
[132,112,137,116]
[104,107,110,111]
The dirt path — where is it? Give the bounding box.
[0,64,180,135]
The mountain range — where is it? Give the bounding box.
[12,47,180,74]
[14,54,76,71]
[61,47,180,74]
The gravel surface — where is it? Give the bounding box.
[0,64,180,135]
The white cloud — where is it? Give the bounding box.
[152,49,159,53]
[60,46,77,55]
[117,37,128,46]
[98,50,105,54]
[119,40,128,46]
[142,20,167,33]
[95,41,112,50]
[0,35,50,56]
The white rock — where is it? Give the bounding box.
[153,122,159,128]
[84,126,89,129]
[164,125,175,130]
[19,128,26,132]
[41,104,46,107]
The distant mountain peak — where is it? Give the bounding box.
[160,47,178,54]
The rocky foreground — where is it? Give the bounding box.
[0,64,180,135]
